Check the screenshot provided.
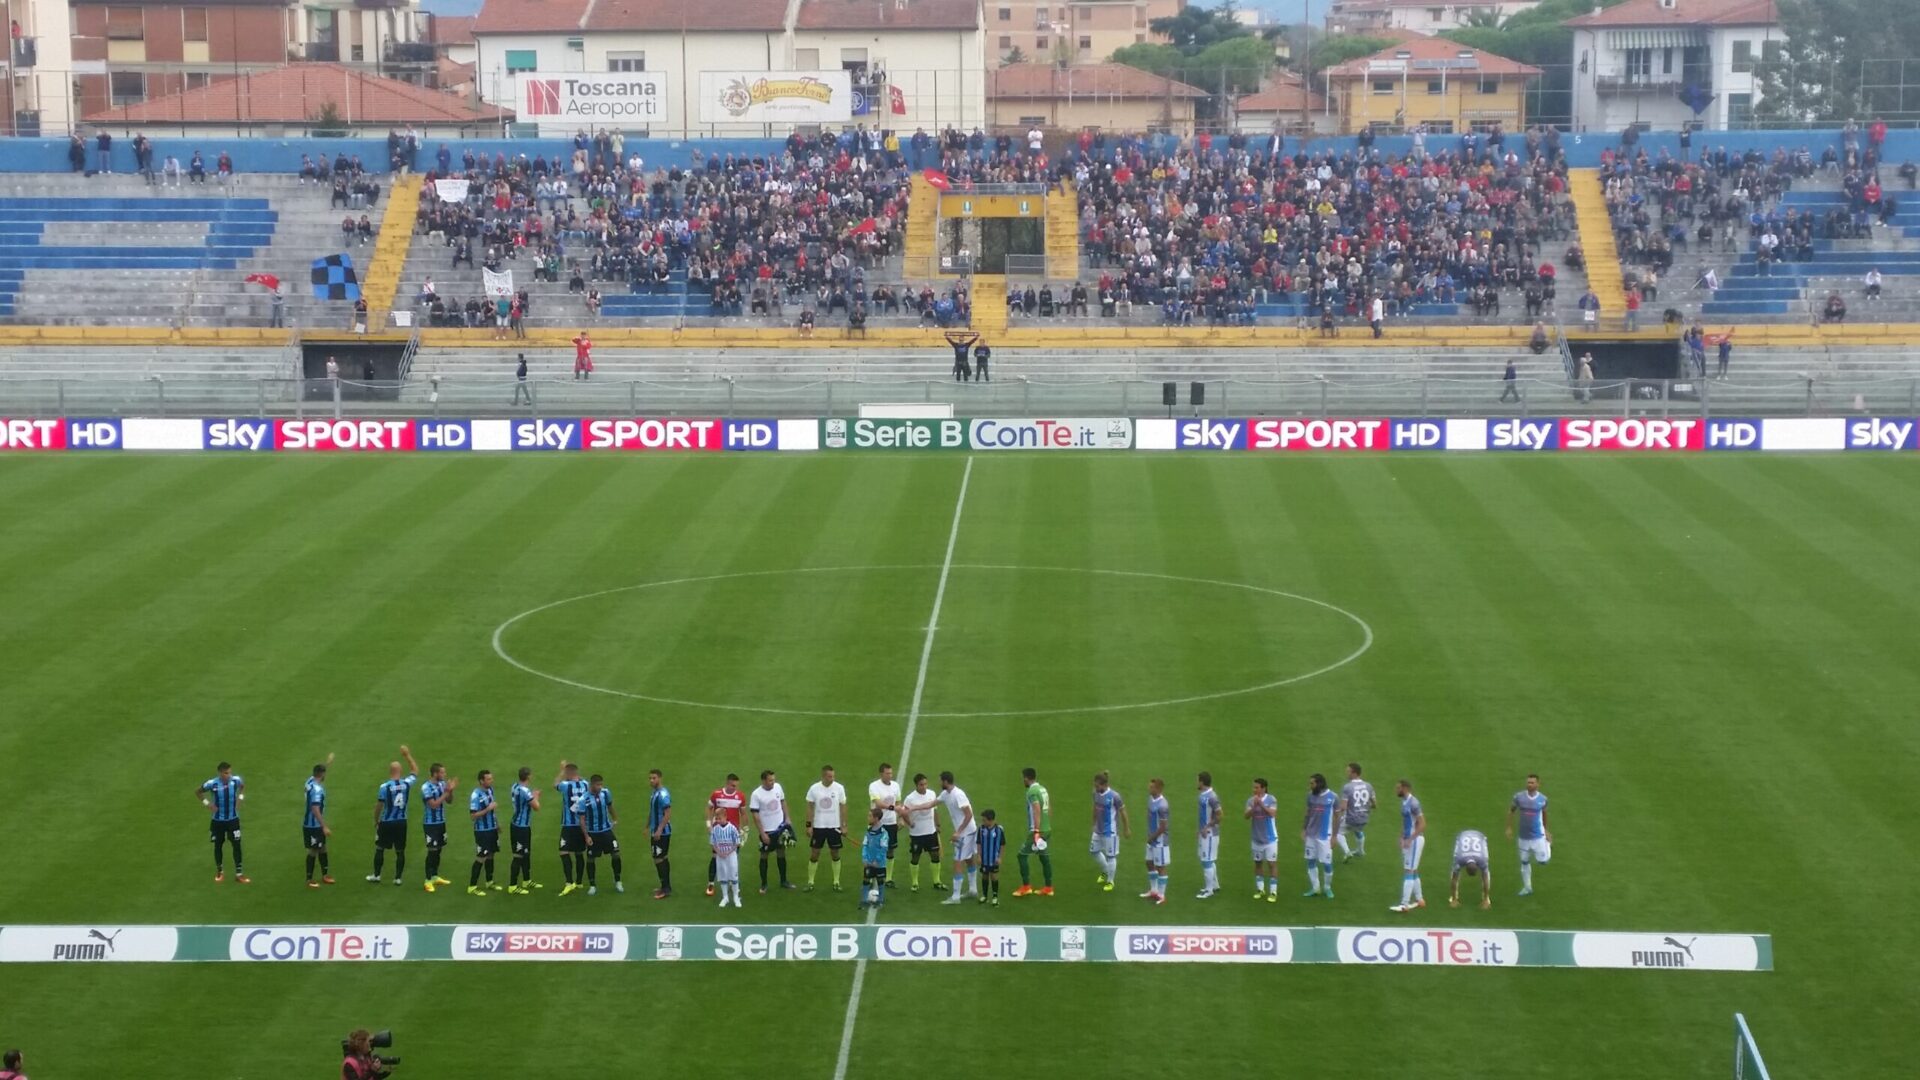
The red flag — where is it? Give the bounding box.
[888,85,906,115]
[922,169,951,192]
[849,217,878,236]
[244,273,281,292]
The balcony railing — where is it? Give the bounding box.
[1595,73,1713,94]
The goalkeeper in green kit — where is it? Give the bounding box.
[1013,767,1054,896]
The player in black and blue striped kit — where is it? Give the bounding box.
[367,745,420,886]
[508,766,542,894]
[197,762,248,884]
[556,761,590,895]
[468,770,501,896]
[577,774,623,896]
[421,763,460,894]
[304,754,335,888]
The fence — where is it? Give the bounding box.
[3,374,1915,420]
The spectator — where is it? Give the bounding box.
[352,297,369,334]
[1369,293,1385,339]
[585,288,602,317]
[572,331,594,378]
[1864,267,1882,300]
[269,288,286,328]
[1575,351,1594,402]
[1578,288,1600,326]
[1716,329,1734,379]
[1624,286,1641,332]
[325,355,339,382]
[95,129,112,174]
[188,150,206,183]
[1528,321,1549,354]
[1500,357,1521,403]
[67,134,85,173]
[512,353,532,405]
[1823,291,1847,322]
[798,307,816,337]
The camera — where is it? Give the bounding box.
[342,1029,400,1076]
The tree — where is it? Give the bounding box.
[1301,35,1395,75]
[1438,0,1633,127]
[1110,43,1182,77]
[311,100,347,137]
[1757,0,1920,122]
[1461,9,1508,30]
[1148,4,1253,53]
[1000,46,1029,67]
[1192,36,1283,95]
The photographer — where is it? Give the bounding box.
[1,1048,26,1080]
[341,1030,396,1080]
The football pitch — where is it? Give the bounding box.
[1,452,1914,1078]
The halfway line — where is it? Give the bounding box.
[832,454,974,1080]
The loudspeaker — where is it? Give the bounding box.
[1190,381,1205,406]
[1162,382,1177,406]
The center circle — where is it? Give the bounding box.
[491,565,1372,718]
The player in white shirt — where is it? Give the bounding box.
[747,769,795,894]
[936,770,978,903]
[1141,778,1170,904]
[1195,771,1224,899]
[900,772,946,892]
[803,765,849,892]
[868,762,903,890]
[709,812,744,908]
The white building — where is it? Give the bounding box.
[472,0,986,137]
[1328,0,1539,35]
[1567,0,1781,133]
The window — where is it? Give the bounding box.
[999,34,1012,48]
[1019,115,1046,127]
[1728,92,1753,126]
[1625,48,1651,79]
[1426,80,1444,94]
[109,70,143,106]
[105,7,143,39]
[1078,35,1092,50]
[1761,39,1782,64]
[1036,36,1048,49]
[1428,7,1443,19]
[998,6,1011,20]
[183,8,207,41]
[1661,47,1674,75]
[185,72,210,90]
[1731,40,1754,73]
[1478,77,1499,95]
[504,49,537,74]
[1372,79,1395,94]
[1078,6,1091,17]
[607,51,645,72]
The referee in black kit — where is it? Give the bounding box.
[945,330,977,381]
[972,338,991,382]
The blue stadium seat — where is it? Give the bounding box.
[0,197,276,312]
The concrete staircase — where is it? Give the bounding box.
[1569,169,1627,319]
[970,275,1008,334]
[1044,181,1079,281]
[359,174,423,325]
[904,173,941,275]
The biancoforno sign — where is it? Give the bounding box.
[517,72,667,123]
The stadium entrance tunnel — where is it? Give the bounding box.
[300,340,405,404]
[1567,337,1687,403]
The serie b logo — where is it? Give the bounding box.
[524,79,562,115]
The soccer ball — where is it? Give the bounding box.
[865,884,883,906]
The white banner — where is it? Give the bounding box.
[229,926,409,962]
[1335,927,1520,967]
[699,71,854,124]
[1569,932,1764,972]
[433,178,470,203]
[483,268,514,298]
[970,418,1134,450]
[1112,927,1293,963]
[0,926,178,963]
[517,72,666,124]
[874,926,1027,961]
[452,926,628,961]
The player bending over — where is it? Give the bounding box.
[1450,829,1493,911]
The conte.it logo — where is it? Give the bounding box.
[524,79,562,115]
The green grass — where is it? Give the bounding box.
[1,453,1915,1078]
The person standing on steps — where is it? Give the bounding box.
[1500,357,1522,403]
[972,337,991,382]
[511,353,532,405]
[945,329,977,382]
[572,331,593,380]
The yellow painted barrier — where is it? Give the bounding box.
[936,193,1045,218]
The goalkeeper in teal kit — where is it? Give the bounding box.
[859,808,889,910]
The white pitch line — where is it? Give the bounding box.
[831,454,974,1080]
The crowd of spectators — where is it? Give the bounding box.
[1064,124,1575,328]
[405,127,934,328]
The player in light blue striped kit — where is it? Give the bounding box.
[1089,771,1129,892]
[1140,778,1170,904]
[1390,779,1427,913]
[1506,773,1552,896]
[1245,778,1280,902]
[1302,773,1342,899]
